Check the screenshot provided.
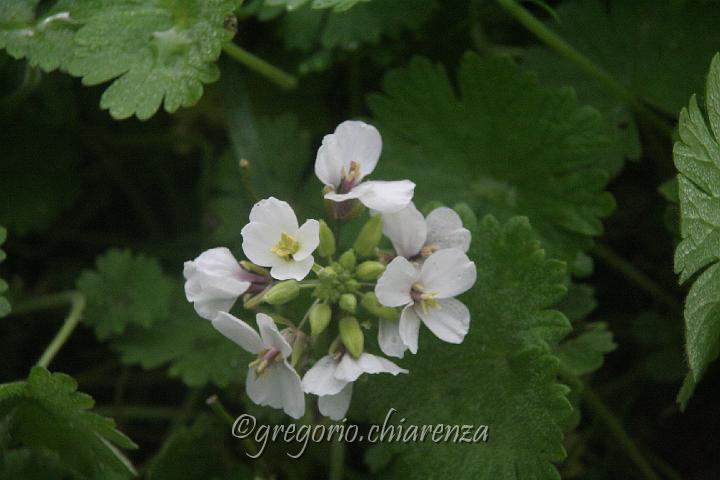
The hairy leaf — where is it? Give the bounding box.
[267,0,370,11]
[112,293,248,388]
[0,0,239,119]
[556,322,616,377]
[77,249,173,340]
[356,216,572,479]
[0,367,136,478]
[369,53,615,264]
[520,0,720,117]
[674,53,720,407]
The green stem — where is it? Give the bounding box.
[12,291,77,315]
[222,42,297,90]
[36,292,86,369]
[298,298,320,330]
[329,435,346,480]
[206,395,263,463]
[582,387,662,480]
[496,0,673,138]
[592,244,680,310]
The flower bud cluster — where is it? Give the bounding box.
[184,121,476,420]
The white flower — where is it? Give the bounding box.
[375,249,476,355]
[184,247,265,320]
[302,352,407,420]
[381,203,471,259]
[315,120,415,213]
[212,312,305,419]
[241,197,320,281]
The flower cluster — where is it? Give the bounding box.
[184,121,477,420]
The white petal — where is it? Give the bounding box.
[331,121,382,180]
[420,248,477,298]
[315,134,345,188]
[325,180,415,213]
[302,356,347,396]
[256,313,292,357]
[192,297,238,322]
[183,248,250,320]
[318,384,353,421]
[399,305,421,354]
[249,197,299,233]
[381,203,427,258]
[241,222,283,267]
[378,318,406,358]
[425,207,471,252]
[375,256,418,307]
[416,298,470,344]
[270,255,314,281]
[277,361,306,419]
[293,219,320,261]
[246,362,305,418]
[336,353,407,382]
[212,312,264,354]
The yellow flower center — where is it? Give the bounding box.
[271,232,300,259]
[411,283,440,313]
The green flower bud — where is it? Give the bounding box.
[345,279,360,293]
[263,280,300,305]
[318,219,336,258]
[317,266,337,282]
[361,292,399,321]
[339,293,357,314]
[453,202,478,231]
[339,316,364,358]
[356,261,386,281]
[353,214,383,257]
[239,260,270,277]
[338,249,356,270]
[309,303,332,336]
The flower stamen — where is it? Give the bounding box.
[411,283,440,313]
[271,232,300,259]
[249,347,282,375]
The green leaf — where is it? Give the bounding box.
[0,367,136,478]
[369,53,615,264]
[278,0,437,52]
[520,48,640,177]
[0,226,9,318]
[519,0,720,117]
[673,53,720,403]
[556,322,616,376]
[112,293,248,388]
[147,414,249,480]
[77,249,173,340]
[267,0,370,11]
[0,448,73,480]
[356,216,572,479]
[0,0,239,120]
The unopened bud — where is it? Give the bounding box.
[345,279,360,293]
[318,220,336,258]
[356,261,385,281]
[338,250,356,270]
[239,261,270,277]
[318,266,338,282]
[339,316,364,358]
[361,292,399,321]
[339,293,357,314]
[453,202,477,231]
[353,214,383,257]
[309,303,332,336]
[263,280,300,305]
